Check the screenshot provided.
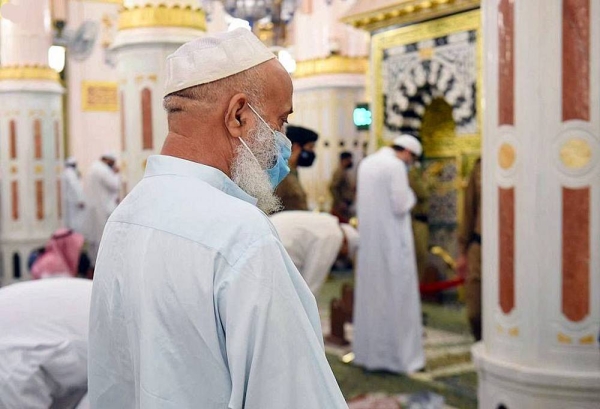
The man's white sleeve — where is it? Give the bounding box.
[218,235,348,409]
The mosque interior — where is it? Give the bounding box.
[0,0,599,408]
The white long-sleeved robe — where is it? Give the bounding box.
[353,147,425,374]
[61,166,87,234]
[0,278,92,409]
[88,155,348,409]
[270,211,343,295]
[85,160,120,263]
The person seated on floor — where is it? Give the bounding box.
[0,278,92,409]
[30,228,91,280]
[270,211,359,295]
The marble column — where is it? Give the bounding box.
[0,0,64,285]
[291,0,369,210]
[111,0,206,193]
[472,0,600,407]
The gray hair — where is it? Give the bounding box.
[163,65,266,114]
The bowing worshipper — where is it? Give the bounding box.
[353,134,425,374]
[85,153,120,265]
[61,157,87,235]
[270,211,359,295]
[0,278,92,409]
[30,228,87,279]
[88,29,348,409]
[275,125,319,210]
[330,151,356,223]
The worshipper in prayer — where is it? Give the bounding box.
[31,228,86,279]
[88,29,348,409]
[270,211,359,295]
[0,278,92,409]
[457,157,482,341]
[330,151,356,223]
[85,153,120,265]
[275,125,318,210]
[61,157,87,235]
[353,134,425,374]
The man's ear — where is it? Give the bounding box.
[225,93,250,138]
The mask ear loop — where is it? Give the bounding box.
[238,136,262,168]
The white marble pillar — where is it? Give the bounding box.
[473,0,600,407]
[0,0,64,285]
[293,76,367,210]
[111,0,206,193]
[291,0,369,209]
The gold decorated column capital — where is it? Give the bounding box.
[294,56,368,78]
[118,4,206,31]
[0,65,60,82]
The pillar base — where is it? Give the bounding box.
[472,343,600,409]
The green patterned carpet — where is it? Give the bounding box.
[320,271,478,408]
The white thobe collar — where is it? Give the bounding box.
[144,155,259,207]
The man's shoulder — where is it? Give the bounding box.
[109,175,275,260]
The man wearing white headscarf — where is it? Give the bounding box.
[270,211,358,295]
[61,157,87,234]
[353,134,425,374]
[88,29,348,409]
[85,153,120,265]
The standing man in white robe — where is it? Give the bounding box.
[353,134,425,374]
[85,153,120,265]
[61,157,87,234]
[270,211,359,295]
[88,29,348,409]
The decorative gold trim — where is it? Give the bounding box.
[34,165,44,175]
[77,0,122,3]
[0,65,60,82]
[557,332,573,344]
[118,5,206,31]
[579,335,595,345]
[81,81,119,112]
[508,327,519,337]
[499,143,516,170]
[342,0,480,32]
[560,138,592,169]
[10,165,17,174]
[372,9,482,149]
[293,56,368,78]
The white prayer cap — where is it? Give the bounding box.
[164,28,276,97]
[65,156,77,166]
[393,134,423,157]
[101,152,117,161]
[340,223,359,259]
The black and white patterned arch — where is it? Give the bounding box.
[382,30,478,138]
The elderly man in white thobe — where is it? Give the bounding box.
[353,134,425,374]
[85,153,120,264]
[270,211,358,296]
[0,278,92,409]
[88,29,348,409]
[61,157,87,234]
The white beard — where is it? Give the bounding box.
[231,121,282,214]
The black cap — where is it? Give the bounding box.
[286,125,319,146]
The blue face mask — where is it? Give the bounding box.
[239,104,291,189]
